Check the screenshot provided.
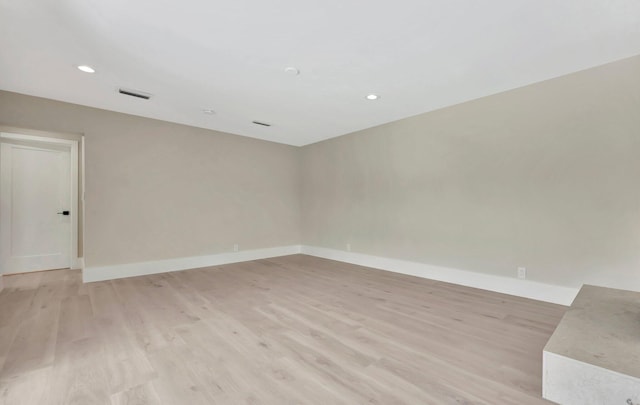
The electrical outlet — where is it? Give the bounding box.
[233,244,239,252]
[517,267,526,279]
[346,243,351,252]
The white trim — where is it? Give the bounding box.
[70,140,79,268]
[83,244,578,304]
[83,245,302,282]
[0,132,81,270]
[0,132,79,145]
[81,135,85,271]
[300,245,578,305]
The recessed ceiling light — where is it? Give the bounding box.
[284,67,300,76]
[77,65,96,73]
[202,109,215,115]
[366,94,379,100]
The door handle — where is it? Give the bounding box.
[57,210,70,216]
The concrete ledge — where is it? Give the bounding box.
[543,285,640,404]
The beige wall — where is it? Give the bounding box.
[0,91,300,268]
[302,55,640,290]
[2,54,639,290]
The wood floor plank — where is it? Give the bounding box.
[1,300,60,378]
[45,337,110,405]
[0,255,565,404]
[110,382,161,405]
[0,367,51,405]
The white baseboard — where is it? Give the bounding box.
[72,257,84,270]
[83,245,302,283]
[82,243,578,305]
[300,245,578,305]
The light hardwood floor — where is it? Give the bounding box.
[0,254,565,404]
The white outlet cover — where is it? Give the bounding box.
[517,267,527,279]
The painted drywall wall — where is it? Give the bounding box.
[0,91,300,268]
[2,54,639,292]
[301,55,640,290]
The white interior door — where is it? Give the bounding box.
[1,141,72,273]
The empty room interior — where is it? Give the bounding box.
[1,1,640,404]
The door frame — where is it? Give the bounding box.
[0,131,80,272]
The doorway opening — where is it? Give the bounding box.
[0,131,83,274]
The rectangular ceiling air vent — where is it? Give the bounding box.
[118,88,151,100]
[252,121,271,127]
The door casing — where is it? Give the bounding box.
[0,132,79,274]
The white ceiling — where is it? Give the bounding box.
[1,1,640,146]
